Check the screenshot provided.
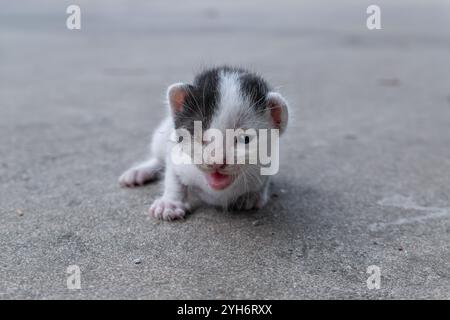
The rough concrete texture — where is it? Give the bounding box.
[0,0,449,299]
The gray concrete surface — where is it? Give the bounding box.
[1,0,450,299]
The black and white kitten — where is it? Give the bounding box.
[119,66,289,220]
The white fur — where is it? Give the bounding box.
[119,72,288,221]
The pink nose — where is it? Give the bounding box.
[209,163,226,170]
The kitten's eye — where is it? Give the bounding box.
[238,134,252,144]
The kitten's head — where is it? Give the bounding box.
[167,66,289,190]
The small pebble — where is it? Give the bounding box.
[252,220,262,226]
[133,258,142,265]
[16,209,24,216]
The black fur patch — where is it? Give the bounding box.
[173,66,271,132]
[174,68,220,133]
[239,71,270,113]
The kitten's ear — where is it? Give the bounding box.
[166,83,193,114]
[266,92,289,134]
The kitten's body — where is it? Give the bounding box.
[119,66,289,220]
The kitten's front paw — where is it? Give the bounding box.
[119,167,158,187]
[232,192,269,211]
[149,198,189,221]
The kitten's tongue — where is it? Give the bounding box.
[206,172,233,190]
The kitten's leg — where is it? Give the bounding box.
[231,178,270,210]
[119,117,171,187]
[149,164,189,221]
[119,158,163,187]
[255,178,270,209]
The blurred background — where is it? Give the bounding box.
[0,0,449,299]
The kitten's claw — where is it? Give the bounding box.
[149,198,189,221]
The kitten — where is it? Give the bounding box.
[119,66,289,220]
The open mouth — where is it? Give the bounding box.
[206,171,234,190]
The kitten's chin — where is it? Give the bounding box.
[206,172,234,190]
